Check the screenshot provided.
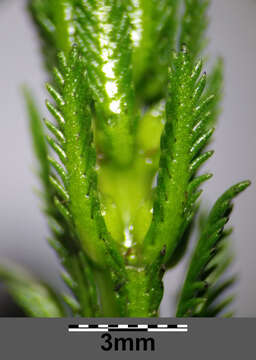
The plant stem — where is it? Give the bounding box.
[93,268,120,317]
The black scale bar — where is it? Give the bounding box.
[68,324,188,333]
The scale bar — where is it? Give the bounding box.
[68,324,188,333]
[148,328,188,332]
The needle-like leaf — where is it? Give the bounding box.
[0,262,65,317]
[176,181,250,317]
[143,47,215,266]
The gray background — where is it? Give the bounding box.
[0,318,255,359]
[0,0,255,316]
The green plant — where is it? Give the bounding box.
[0,0,250,317]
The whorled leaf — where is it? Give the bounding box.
[143,47,216,266]
[25,87,101,316]
[44,45,120,268]
[0,262,65,317]
[74,0,136,166]
[129,0,179,105]
[176,181,250,317]
[45,46,132,316]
